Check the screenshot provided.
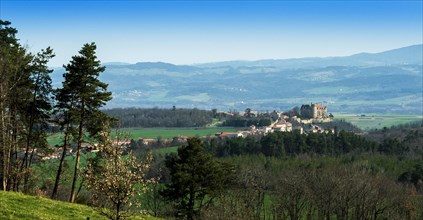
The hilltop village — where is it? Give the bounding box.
[31,103,334,160]
[216,103,333,138]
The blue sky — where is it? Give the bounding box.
[1,0,422,67]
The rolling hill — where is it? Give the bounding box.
[51,44,423,114]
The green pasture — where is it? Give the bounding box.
[334,114,422,130]
[118,127,238,139]
[47,127,239,146]
[0,191,161,220]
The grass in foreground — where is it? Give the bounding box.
[0,191,161,220]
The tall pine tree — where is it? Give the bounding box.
[56,42,112,202]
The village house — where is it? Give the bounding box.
[272,121,293,132]
[216,131,246,138]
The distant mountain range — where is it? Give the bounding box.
[195,44,423,68]
[51,44,423,114]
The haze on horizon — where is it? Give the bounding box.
[1,0,422,67]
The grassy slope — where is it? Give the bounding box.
[0,191,160,220]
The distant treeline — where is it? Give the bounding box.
[204,129,416,158]
[316,119,362,133]
[205,131,371,157]
[365,120,423,158]
[103,107,214,128]
[222,117,272,127]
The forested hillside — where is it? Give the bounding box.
[104,108,213,127]
[365,121,423,158]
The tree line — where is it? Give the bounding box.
[204,130,381,158]
[103,107,214,128]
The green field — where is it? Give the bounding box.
[334,114,423,130]
[0,191,160,220]
[47,127,239,146]
[118,127,239,139]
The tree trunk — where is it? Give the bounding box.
[51,121,71,199]
[70,108,84,203]
[1,98,8,191]
[116,199,121,220]
[188,187,195,220]
[21,73,40,172]
[9,104,17,191]
[5,106,12,191]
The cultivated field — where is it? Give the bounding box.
[334,114,422,130]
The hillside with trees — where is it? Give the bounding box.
[1,20,423,220]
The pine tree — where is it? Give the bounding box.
[0,20,34,191]
[20,47,55,190]
[56,42,112,202]
[162,137,230,219]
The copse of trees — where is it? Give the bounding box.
[316,119,362,133]
[221,109,273,127]
[1,20,55,192]
[1,21,122,206]
[104,108,214,128]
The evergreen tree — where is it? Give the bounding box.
[15,47,55,192]
[56,42,112,202]
[0,20,35,191]
[162,137,230,219]
[21,47,55,171]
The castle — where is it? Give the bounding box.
[300,103,328,119]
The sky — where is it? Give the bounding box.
[1,0,422,67]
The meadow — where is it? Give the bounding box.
[334,114,422,130]
[47,127,239,146]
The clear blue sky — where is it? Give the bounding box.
[1,0,422,67]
